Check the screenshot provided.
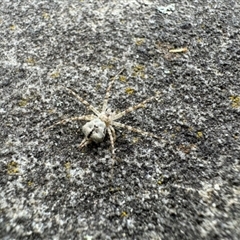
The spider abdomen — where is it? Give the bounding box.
[82,118,106,143]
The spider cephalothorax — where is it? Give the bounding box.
[47,69,162,157]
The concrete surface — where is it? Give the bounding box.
[0,0,240,239]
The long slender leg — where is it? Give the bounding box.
[79,138,92,149]
[112,121,165,141]
[102,68,125,112]
[107,127,117,180]
[109,125,116,141]
[46,115,94,130]
[107,127,116,157]
[112,94,159,121]
[59,86,101,116]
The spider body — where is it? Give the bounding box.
[82,118,106,143]
[47,69,162,157]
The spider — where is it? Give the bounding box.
[47,69,163,157]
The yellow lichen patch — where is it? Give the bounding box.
[47,109,56,114]
[18,98,28,107]
[64,162,71,178]
[7,161,19,175]
[50,71,60,78]
[64,162,71,169]
[120,211,128,218]
[27,181,34,187]
[95,83,102,91]
[229,96,240,108]
[158,180,163,185]
[119,75,127,82]
[42,12,50,19]
[101,64,114,71]
[233,134,238,140]
[157,175,164,185]
[133,64,145,73]
[132,64,145,78]
[26,57,35,66]
[109,187,122,193]
[125,87,134,95]
[132,137,140,144]
[196,131,203,138]
[9,25,16,30]
[135,38,145,46]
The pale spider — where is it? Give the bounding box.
[47,69,162,157]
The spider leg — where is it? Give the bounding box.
[112,94,159,121]
[102,68,125,112]
[107,127,116,157]
[109,125,116,142]
[59,86,101,116]
[112,121,164,141]
[45,115,94,130]
[79,137,92,149]
[108,126,119,180]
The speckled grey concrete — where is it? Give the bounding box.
[0,0,240,239]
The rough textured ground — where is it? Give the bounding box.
[0,0,240,239]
